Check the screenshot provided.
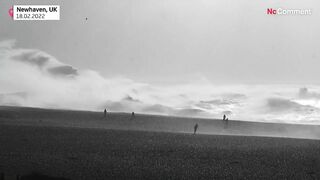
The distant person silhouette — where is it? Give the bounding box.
[223,114,226,121]
[194,123,199,135]
[131,112,135,120]
[104,109,107,119]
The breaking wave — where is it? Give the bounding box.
[1,40,320,124]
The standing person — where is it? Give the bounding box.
[223,114,226,121]
[131,112,135,120]
[194,123,199,135]
[104,109,107,119]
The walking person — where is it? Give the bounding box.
[131,112,135,120]
[194,123,199,135]
[104,109,107,119]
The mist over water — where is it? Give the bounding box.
[1,40,320,124]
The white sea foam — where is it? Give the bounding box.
[1,40,320,124]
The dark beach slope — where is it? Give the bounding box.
[0,106,320,179]
[0,106,320,139]
[0,124,320,180]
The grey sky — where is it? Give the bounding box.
[1,0,319,84]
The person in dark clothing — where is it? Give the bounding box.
[131,112,135,120]
[194,123,199,135]
[104,109,107,119]
[223,114,226,121]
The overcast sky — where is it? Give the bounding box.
[1,0,319,84]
